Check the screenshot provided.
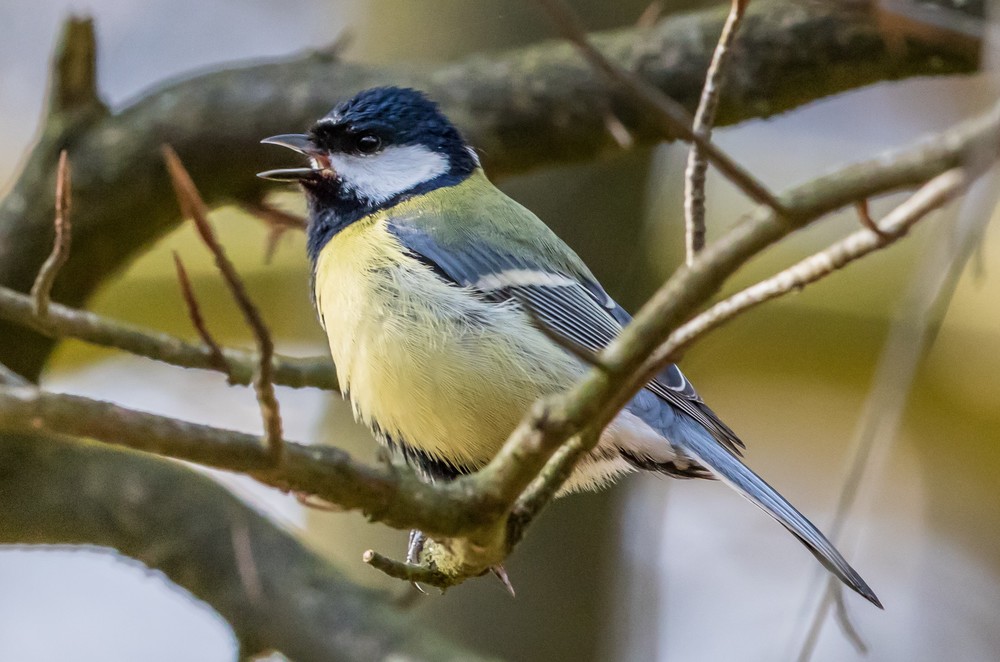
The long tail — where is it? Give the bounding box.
[679,425,882,608]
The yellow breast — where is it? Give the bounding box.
[313,213,580,470]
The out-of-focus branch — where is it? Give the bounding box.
[165,147,284,460]
[0,0,979,379]
[4,100,996,593]
[684,0,749,262]
[0,431,490,662]
[172,252,234,383]
[239,201,307,263]
[0,361,29,387]
[0,284,338,390]
[536,0,783,213]
[658,167,970,362]
[0,385,503,538]
[469,99,1000,540]
[794,147,1000,662]
[29,150,72,318]
[0,0,988,604]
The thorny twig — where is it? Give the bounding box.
[164,146,284,462]
[172,251,234,384]
[30,150,72,318]
[683,0,749,263]
[535,0,785,213]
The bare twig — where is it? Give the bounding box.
[363,549,452,588]
[657,168,968,363]
[240,201,307,264]
[1,101,996,595]
[635,1,663,29]
[0,283,336,390]
[0,385,495,538]
[684,0,749,263]
[794,168,999,661]
[232,518,264,604]
[0,362,29,387]
[164,146,284,462]
[507,432,594,544]
[474,102,1000,525]
[855,199,892,239]
[30,151,72,318]
[172,251,234,384]
[535,0,785,213]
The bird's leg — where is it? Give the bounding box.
[405,529,430,594]
[406,529,426,565]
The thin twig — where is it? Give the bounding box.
[0,362,29,387]
[535,0,785,213]
[163,146,284,462]
[793,167,998,661]
[363,549,452,589]
[656,168,968,363]
[0,283,337,390]
[855,199,892,239]
[240,201,307,264]
[832,584,868,654]
[474,103,998,522]
[507,432,593,544]
[30,150,72,318]
[231,518,264,604]
[173,251,234,384]
[684,0,749,263]
[635,1,663,29]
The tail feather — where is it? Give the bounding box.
[679,426,883,609]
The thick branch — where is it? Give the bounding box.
[0,0,977,378]
[0,431,489,662]
[0,386,504,538]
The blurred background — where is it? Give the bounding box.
[1,1,998,661]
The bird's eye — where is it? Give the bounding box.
[353,132,382,155]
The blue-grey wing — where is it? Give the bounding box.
[387,221,745,456]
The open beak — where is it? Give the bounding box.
[257,134,326,181]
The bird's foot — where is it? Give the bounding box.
[491,564,516,597]
[406,529,430,594]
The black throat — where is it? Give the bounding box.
[303,166,473,268]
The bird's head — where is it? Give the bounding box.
[258,86,478,212]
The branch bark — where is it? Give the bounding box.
[0,1,985,654]
[0,431,491,662]
[0,0,977,379]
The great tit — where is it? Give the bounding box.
[259,86,880,607]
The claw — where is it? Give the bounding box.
[406,529,430,594]
[491,564,516,597]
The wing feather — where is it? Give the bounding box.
[386,219,745,456]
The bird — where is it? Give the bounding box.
[258,86,881,608]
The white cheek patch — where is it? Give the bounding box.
[329,144,449,205]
